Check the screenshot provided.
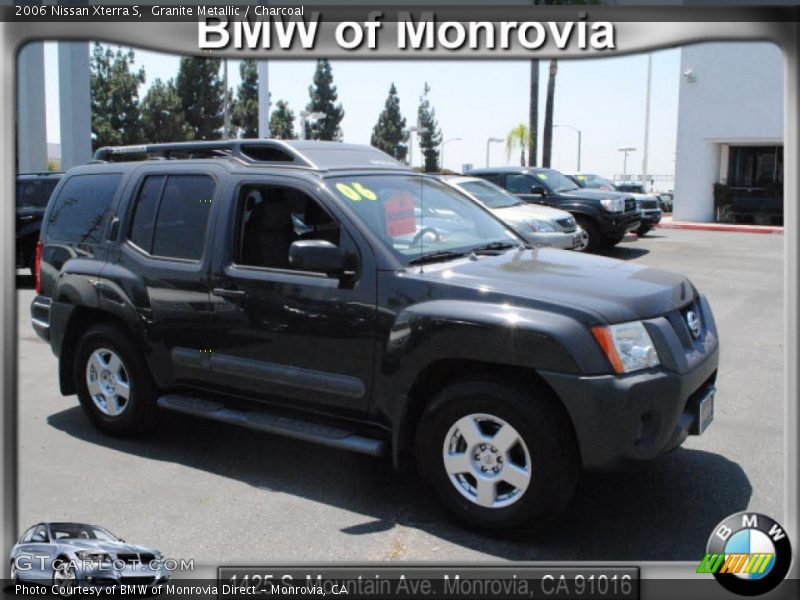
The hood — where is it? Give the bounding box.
[561,188,632,203]
[61,539,158,556]
[410,247,695,324]
[494,203,572,224]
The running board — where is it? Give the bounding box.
[157,395,386,457]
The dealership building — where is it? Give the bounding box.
[673,42,784,224]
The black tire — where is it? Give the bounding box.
[574,216,602,253]
[415,378,580,531]
[637,225,652,237]
[52,556,76,597]
[75,323,158,435]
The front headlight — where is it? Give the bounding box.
[592,321,660,373]
[527,219,557,233]
[76,551,111,567]
[600,198,625,213]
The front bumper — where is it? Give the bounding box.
[523,229,583,250]
[596,210,641,241]
[540,296,720,469]
[638,208,663,226]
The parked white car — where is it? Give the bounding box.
[440,176,583,250]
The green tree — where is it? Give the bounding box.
[506,123,530,166]
[269,100,296,140]
[416,82,443,173]
[305,59,344,140]
[90,43,145,150]
[176,56,224,140]
[141,78,191,143]
[232,59,259,138]
[370,83,408,162]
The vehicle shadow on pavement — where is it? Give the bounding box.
[601,246,651,261]
[47,406,750,561]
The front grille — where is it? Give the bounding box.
[139,553,156,563]
[556,217,576,232]
[116,553,141,565]
[638,198,658,209]
[122,576,156,585]
[624,198,636,212]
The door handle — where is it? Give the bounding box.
[213,287,246,301]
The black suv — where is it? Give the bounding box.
[31,141,719,530]
[16,172,62,274]
[468,167,640,253]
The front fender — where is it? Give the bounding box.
[374,300,608,465]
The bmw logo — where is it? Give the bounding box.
[699,512,792,596]
[686,310,702,339]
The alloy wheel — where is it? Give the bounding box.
[86,347,131,417]
[442,413,531,509]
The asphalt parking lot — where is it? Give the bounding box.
[16,228,784,571]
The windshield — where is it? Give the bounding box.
[49,523,120,542]
[328,175,518,263]
[456,179,522,209]
[572,174,617,191]
[533,169,578,193]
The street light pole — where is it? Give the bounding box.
[641,53,653,189]
[440,137,462,171]
[555,124,582,171]
[618,147,637,180]
[486,137,503,168]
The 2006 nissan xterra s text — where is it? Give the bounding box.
[31,140,719,530]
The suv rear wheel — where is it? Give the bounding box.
[75,323,157,435]
[415,378,579,530]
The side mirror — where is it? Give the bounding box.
[530,185,546,196]
[289,240,346,275]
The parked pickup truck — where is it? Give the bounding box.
[468,167,641,253]
[31,140,718,531]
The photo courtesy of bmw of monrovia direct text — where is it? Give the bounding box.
[1,2,797,599]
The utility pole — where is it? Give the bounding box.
[486,137,503,168]
[619,147,636,180]
[223,59,230,139]
[641,53,653,190]
[258,61,270,138]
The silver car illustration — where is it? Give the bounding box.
[10,522,170,592]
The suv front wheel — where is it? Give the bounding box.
[415,378,579,531]
[75,323,158,435]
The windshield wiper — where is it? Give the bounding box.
[408,250,467,265]
[470,241,518,254]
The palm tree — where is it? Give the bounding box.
[506,123,530,166]
[528,59,539,167]
[542,59,558,168]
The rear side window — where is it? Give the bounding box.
[18,179,59,209]
[46,174,121,243]
[128,174,214,261]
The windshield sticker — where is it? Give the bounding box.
[576,175,586,180]
[352,182,377,201]
[385,192,416,237]
[336,182,377,202]
[536,173,548,180]
[335,182,361,201]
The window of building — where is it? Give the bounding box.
[46,173,121,243]
[728,146,783,189]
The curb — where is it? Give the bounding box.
[656,221,784,235]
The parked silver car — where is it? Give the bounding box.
[10,522,169,592]
[441,176,583,249]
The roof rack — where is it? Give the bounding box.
[91,139,410,172]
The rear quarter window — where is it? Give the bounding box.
[45,173,122,243]
[17,179,59,209]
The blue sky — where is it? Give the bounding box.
[43,43,679,182]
